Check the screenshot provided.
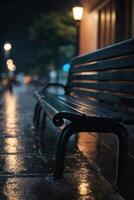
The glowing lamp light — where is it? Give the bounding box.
[6,59,13,66]
[4,43,12,51]
[8,64,16,71]
[63,63,70,73]
[72,6,83,21]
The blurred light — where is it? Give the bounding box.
[4,43,12,51]
[24,76,32,84]
[63,63,70,73]
[72,7,83,21]
[49,70,57,79]
[79,182,90,196]
[6,59,13,66]
[8,64,16,71]
[16,72,25,84]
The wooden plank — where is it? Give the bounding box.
[68,82,134,94]
[70,54,134,73]
[71,39,134,65]
[41,93,78,118]
[69,88,134,106]
[69,70,134,81]
[58,95,134,120]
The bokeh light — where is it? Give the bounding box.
[4,43,12,51]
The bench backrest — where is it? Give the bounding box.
[67,39,134,110]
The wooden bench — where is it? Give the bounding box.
[33,38,134,189]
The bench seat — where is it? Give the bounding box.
[35,92,134,124]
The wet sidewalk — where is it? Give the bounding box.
[0,85,130,199]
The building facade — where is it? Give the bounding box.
[79,0,134,54]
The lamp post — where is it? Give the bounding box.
[72,6,83,56]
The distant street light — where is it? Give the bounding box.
[8,64,16,72]
[4,43,12,51]
[72,6,83,56]
[6,59,13,66]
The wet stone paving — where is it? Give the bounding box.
[0,85,132,200]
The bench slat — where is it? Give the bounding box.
[68,82,134,94]
[57,95,134,121]
[68,70,134,81]
[69,88,134,107]
[39,93,79,119]
[71,39,134,65]
[70,55,134,73]
[41,93,134,123]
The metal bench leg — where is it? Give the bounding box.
[53,119,128,190]
[54,124,74,179]
[38,109,46,152]
[33,102,40,123]
[34,103,42,129]
[113,123,128,188]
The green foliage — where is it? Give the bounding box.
[29,11,76,75]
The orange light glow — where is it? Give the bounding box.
[24,76,32,84]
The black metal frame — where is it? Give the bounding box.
[53,112,128,189]
[33,83,66,128]
[39,82,67,94]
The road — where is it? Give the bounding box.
[0,85,128,199]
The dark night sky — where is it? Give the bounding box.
[0,0,75,73]
[0,0,75,37]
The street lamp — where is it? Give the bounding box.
[72,6,83,56]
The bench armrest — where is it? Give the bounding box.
[39,82,67,94]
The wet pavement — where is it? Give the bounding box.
[0,85,133,200]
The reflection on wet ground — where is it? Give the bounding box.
[76,132,117,184]
[0,85,132,199]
